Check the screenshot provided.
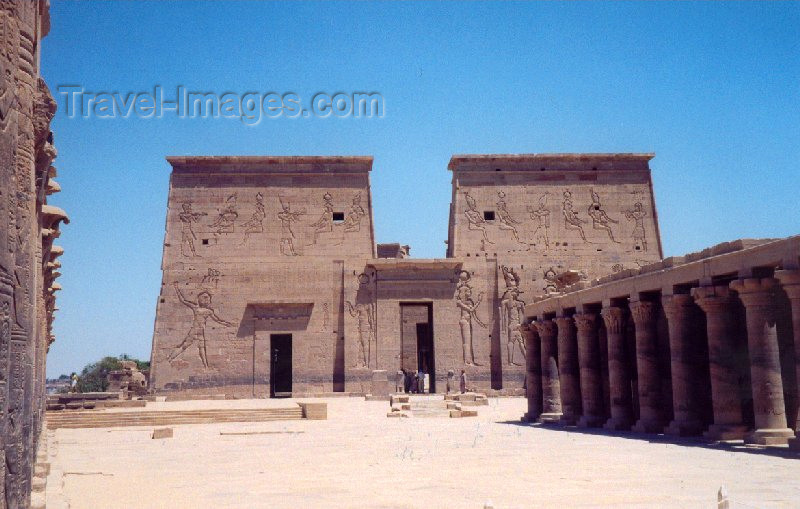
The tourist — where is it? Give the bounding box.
[410,371,419,394]
[460,369,467,394]
[396,370,405,393]
[403,369,411,393]
[70,372,78,393]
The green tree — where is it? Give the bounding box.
[76,356,121,393]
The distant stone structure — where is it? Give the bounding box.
[522,236,800,447]
[149,154,660,398]
[0,2,65,507]
[107,361,148,398]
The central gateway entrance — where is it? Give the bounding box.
[400,303,435,392]
[270,334,292,398]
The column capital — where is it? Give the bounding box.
[691,284,734,313]
[573,312,598,332]
[554,316,575,331]
[629,300,658,326]
[533,319,557,338]
[518,323,536,337]
[776,269,800,299]
[730,277,778,307]
[601,306,626,334]
[661,294,695,320]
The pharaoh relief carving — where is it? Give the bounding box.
[239,192,265,246]
[526,192,551,250]
[178,202,206,257]
[346,272,376,369]
[496,191,528,248]
[562,190,588,242]
[168,282,233,369]
[625,202,648,251]
[463,192,493,244]
[455,270,486,366]
[587,188,620,243]
[277,196,305,256]
[499,266,526,366]
[210,193,238,235]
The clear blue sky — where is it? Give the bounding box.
[43,1,799,377]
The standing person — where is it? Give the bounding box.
[404,369,411,393]
[460,369,468,394]
[417,369,425,394]
[446,369,454,394]
[396,370,405,393]
[70,372,78,393]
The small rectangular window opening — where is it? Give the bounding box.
[333,212,345,222]
[483,211,495,221]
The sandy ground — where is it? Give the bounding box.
[45,397,800,508]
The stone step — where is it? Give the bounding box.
[46,408,304,429]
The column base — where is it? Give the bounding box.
[603,417,632,431]
[703,424,749,441]
[559,414,579,426]
[538,412,563,424]
[745,428,795,446]
[577,414,605,428]
[521,412,540,423]
[664,419,704,437]
[788,436,800,450]
[632,418,666,434]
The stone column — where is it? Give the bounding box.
[630,300,665,433]
[692,285,749,440]
[520,323,542,422]
[601,306,633,431]
[555,316,582,425]
[730,278,795,445]
[534,320,562,423]
[775,269,800,449]
[574,313,604,427]
[662,294,704,436]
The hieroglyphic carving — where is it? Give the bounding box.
[168,282,233,368]
[562,190,587,242]
[277,197,304,256]
[346,273,375,369]
[625,202,648,251]
[456,270,486,366]
[178,202,206,257]
[200,268,220,290]
[463,192,493,244]
[342,193,365,232]
[319,302,330,332]
[587,188,619,243]
[527,192,550,250]
[239,192,265,245]
[310,192,334,243]
[499,266,526,366]
[209,193,238,234]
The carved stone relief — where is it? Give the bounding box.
[587,188,620,243]
[526,192,551,250]
[347,273,375,369]
[463,192,493,244]
[562,190,588,242]
[239,192,265,246]
[342,193,365,233]
[499,266,526,366]
[625,201,649,251]
[209,193,238,235]
[277,196,304,256]
[178,202,206,257]
[168,282,234,369]
[455,270,486,366]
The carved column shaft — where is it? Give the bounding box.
[534,320,562,422]
[731,278,795,445]
[574,313,604,427]
[601,306,633,431]
[662,294,705,436]
[775,270,800,448]
[520,324,542,422]
[555,316,582,424]
[630,300,665,433]
[692,285,748,440]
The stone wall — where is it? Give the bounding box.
[0,2,65,507]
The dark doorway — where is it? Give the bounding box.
[400,303,435,393]
[270,334,292,397]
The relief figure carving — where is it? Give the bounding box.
[562,190,587,242]
[587,188,620,243]
[496,191,528,247]
[239,192,265,246]
[178,202,206,257]
[526,192,550,250]
[499,266,526,366]
[463,192,493,244]
[310,192,334,243]
[624,201,648,251]
[346,273,375,369]
[456,270,486,366]
[277,197,305,256]
[342,193,365,232]
[209,193,238,234]
[168,282,233,368]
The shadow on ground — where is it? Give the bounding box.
[497,420,800,460]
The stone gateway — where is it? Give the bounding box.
[149,154,661,397]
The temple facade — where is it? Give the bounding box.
[149,153,661,397]
[521,236,800,447]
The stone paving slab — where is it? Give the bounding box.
[46,398,800,508]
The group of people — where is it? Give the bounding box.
[395,368,469,394]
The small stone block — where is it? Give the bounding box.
[461,409,478,417]
[298,402,327,420]
[152,427,173,439]
[449,410,462,418]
